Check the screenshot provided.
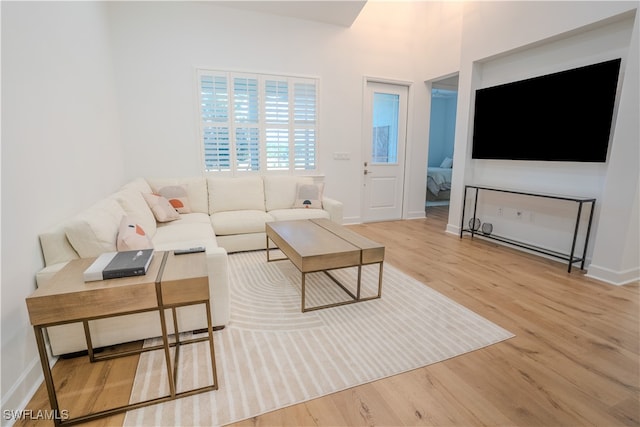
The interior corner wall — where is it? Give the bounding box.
[105,1,462,223]
[447,2,638,279]
[587,11,640,285]
[0,1,463,414]
[1,1,124,417]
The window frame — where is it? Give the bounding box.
[196,68,320,175]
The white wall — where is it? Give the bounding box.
[448,2,639,283]
[1,1,124,418]
[106,1,464,222]
[588,11,640,285]
[2,0,638,418]
[0,0,464,414]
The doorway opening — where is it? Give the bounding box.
[426,75,458,216]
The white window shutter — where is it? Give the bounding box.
[235,127,260,172]
[265,128,289,170]
[294,82,316,124]
[294,129,316,170]
[293,81,317,170]
[198,69,318,174]
[200,72,231,171]
[203,127,231,172]
[233,77,259,124]
[265,80,289,124]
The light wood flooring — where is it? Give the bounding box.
[19,206,639,426]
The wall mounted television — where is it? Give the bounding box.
[471,58,621,162]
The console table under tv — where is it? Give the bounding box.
[460,185,596,273]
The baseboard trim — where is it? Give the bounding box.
[586,264,640,286]
[406,210,427,220]
[1,351,56,427]
[342,216,361,225]
[446,223,460,236]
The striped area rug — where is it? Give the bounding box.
[124,250,514,426]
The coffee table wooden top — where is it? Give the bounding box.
[266,219,384,273]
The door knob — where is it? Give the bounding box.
[364,169,372,175]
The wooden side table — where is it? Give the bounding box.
[25,251,218,426]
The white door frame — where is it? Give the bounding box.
[361,76,413,222]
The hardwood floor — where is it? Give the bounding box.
[19,206,639,426]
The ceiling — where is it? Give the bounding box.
[216,1,368,27]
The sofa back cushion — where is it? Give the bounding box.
[39,224,80,266]
[147,177,208,214]
[121,177,153,194]
[264,175,314,211]
[208,176,265,213]
[64,198,126,258]
[113,188,157,236]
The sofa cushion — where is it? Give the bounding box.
[39,224,80,266]
[114,188,157,236]
[64,198,126,258]
[152,222,217,248]
[147,177,208,214]
[156,212,211,226]
[268,208,330,222]
[116,216,154,251]
[121,177,153,194]
[210,210,273,235]
[293,182,324,209]
[264,175,314,211]
[208,176,265,213]
[143,193,180,223]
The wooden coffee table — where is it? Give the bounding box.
[266,219,385,312]
[25,251,218,426]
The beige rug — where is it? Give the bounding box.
[124,250,514,426]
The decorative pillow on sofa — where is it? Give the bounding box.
[440,157,453,168]
[264,176,314,211]
[142,193,180,222]
[157,185,191,214]
[293,183,324,209]
[113,188,157,237]
[116,216,153,251]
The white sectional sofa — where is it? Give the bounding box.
[37,175,342,356]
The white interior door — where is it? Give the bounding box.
[362,81,408,222]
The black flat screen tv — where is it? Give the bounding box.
[471,58,621,162]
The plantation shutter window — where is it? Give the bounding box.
[233,77,260,172]
[293,81,317,170]
[198,69,318,174]
[200,74,231,171]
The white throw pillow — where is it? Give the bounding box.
[293,183,324,209]
[157,185,191,214]
[113,188,157,237]
[440,157,453,168]
[147,177,208,214]
[142,193,180,222]
[264,176,314,211]
[116,216,154,251]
